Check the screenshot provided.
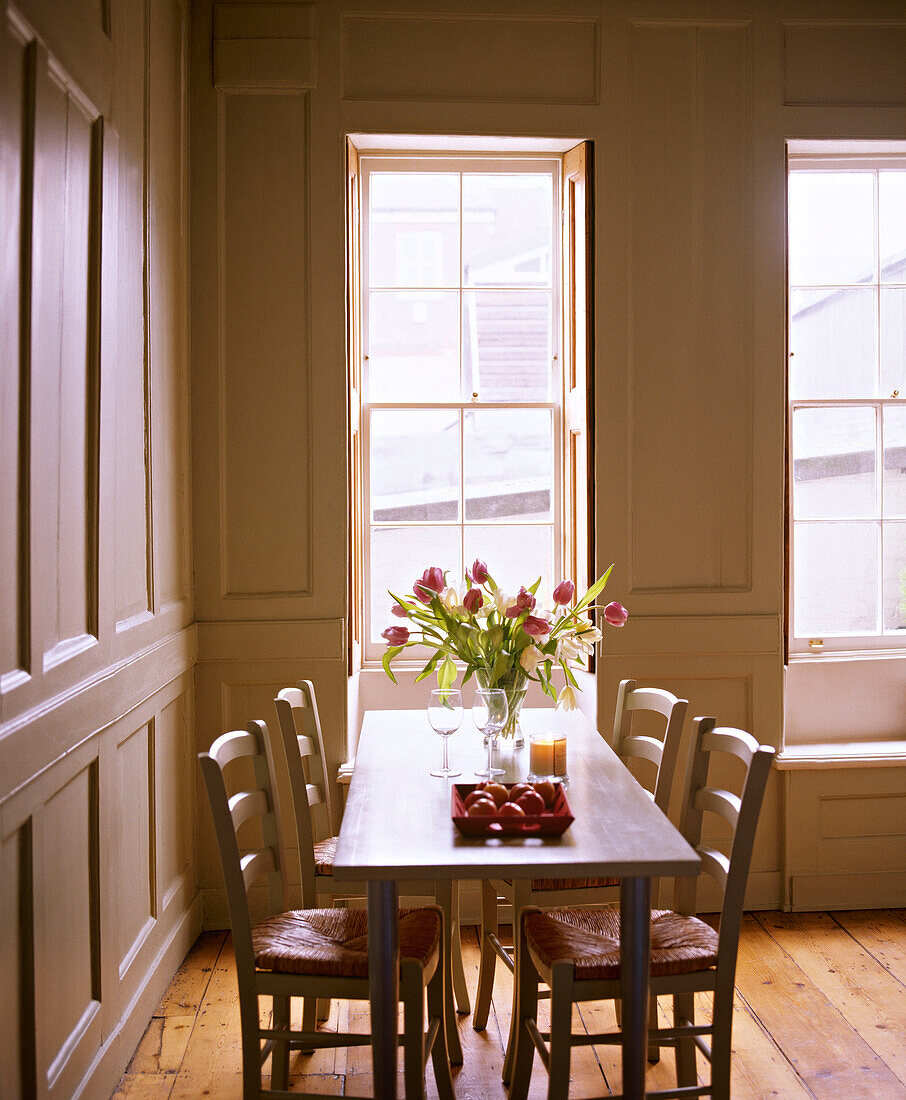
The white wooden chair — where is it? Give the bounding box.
[509,717,775,1100]
[474,680,687,1078]
[198,719,454,1100]
[271,681,468,1064]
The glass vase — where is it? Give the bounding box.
[476,667,528,746]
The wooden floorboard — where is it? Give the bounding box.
[112,913,906,1098]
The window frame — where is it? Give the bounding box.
[353,151,570,667]
[787,151,906,657]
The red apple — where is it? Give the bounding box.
[508,783,533,801]
[467,798,498,816]
[516,790,546,815]
[498,801,526,817]
[464,789,492,809]
[484,782,510,807]
[532,780,556,807]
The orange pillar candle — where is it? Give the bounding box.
[529,733,567,779]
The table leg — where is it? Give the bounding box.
[620,876,650,1100]
[367,880,399,1099]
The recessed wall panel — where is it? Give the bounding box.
[156,694,189,904]
[34,764,98,1089]
[628,22,753,593]
[783,22,906,106]
[115,721,153,970]
[0,17,30,682]
[150,0,189,610]
[341,14,598,104]
[220,93,311,597]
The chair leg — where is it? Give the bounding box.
[710,984,734,1100]
[300,994,317,1055]
[502,881,529,1085]
[508,929,540,1100]
[316,997,331,1022]
[547,962,574,1100]
[472,878,499,1031]
[673,991,697,1088]
[427,934,456,1100]
[450,880,471,1014]
[647,994,660,1063]
[401,959,427,1100]
[239,990,263,1099]
[270,994,290,1090]
[432,880,463,1065]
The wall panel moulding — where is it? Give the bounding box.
[213,2,316,91]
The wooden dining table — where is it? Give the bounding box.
[332,706,701,1099]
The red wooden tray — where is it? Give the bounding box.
[451,782,573,837]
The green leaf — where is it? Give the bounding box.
[415,653,440,683]
[575,564,614,613]
[381,645,403,683]
[438,655,457,690]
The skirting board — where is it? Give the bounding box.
[72,894,203,1099]
[790,870,906,911]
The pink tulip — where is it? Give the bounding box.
[470,559,490,584]
[522,614,551,638]
[413,566,445,603]
[603,601,629,627]
[505,586,537,617]
[463,588,482,613]
[552,579,576,606]
[391,603,407,617]
[381,625,410,646]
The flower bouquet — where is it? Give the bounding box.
[381,560,628,739]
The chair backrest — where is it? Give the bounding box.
[197,720,287,983]
[674,717,775,973]
[272,681,336,908]
[611,679,688,815]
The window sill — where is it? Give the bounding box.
[775,740,906,769]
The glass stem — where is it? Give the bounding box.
[486,737,493,776]
[442,736,449,773]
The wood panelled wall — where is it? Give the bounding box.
[0,1,195,1097]
[189,0,906,928]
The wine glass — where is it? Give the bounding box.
[473,688,508,779]
[428,688,463,777]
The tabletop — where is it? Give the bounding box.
[332,707,700,882]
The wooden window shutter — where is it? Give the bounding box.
[562,141,594,615]
[346,137,362,674]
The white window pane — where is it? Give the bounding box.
[370,527,462,643]
[883,406,906,517]
[793,407,876,519]
[370,410,460,522]
[464,409,552,521]
[463,526,553,605]
[462,174,552,287]
[789,288,876,399]
[463,290,550,401]
[883,522,906,632]
[369,173,460,287]
[368,291,460,401]
[794,522,878,634]
[880,172,906,279]
[881,288,906,398]
[788,172,874,286]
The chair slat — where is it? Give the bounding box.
[306,782,324,807]
[297,734,315,758]
[696,786,741,827]
[241,848,277,892]
[621,734,665,767]
[701,726,759,763]
[697,844,730,888]
[229,789,269,832]
[208,729,259,769]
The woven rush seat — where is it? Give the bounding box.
[529,874,620,891]
[523,906,719,981]
[313,834,338,874]
[253,905,441,979]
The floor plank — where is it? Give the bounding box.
[113,912,906,1097]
